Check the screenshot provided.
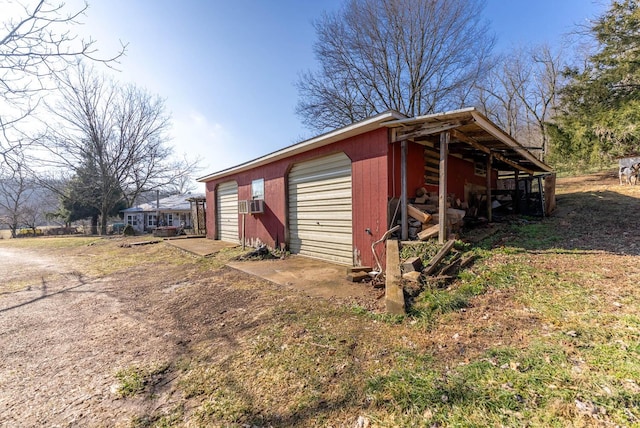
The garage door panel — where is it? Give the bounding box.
[290,187,351,200]
[290,212,352,222]
[289,226,353,237]
[290,241,354,264]
[216,181,238,243]
[289,159,350,179]
[288,152,352,265]
[291,181,350,196]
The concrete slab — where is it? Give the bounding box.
[164,237,375,300]
[164,237,237,257]
[227,256,374,300]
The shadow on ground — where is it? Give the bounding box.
[486,187,640,256]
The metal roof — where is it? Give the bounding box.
[382,108,552,174]
[197,111,406,182]
[197,108,552,182]
[122,193,204,213]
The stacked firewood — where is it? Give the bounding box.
[406,188,466,240]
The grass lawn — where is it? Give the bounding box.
[1,171,639,427]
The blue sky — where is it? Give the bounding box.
[73,0,607,186]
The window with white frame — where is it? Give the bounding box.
[167,213,173,226]
[126,214,138,226]
[252,178,264,200]
[148,214,157,227]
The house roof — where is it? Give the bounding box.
[382,108,553,174]
[122,193,204,213]
[197,108,552,182]
[197,110,406,182]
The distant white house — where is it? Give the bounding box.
[121,193,205,234]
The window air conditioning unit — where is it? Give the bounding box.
[249,199,264,214]
[238,200,250,214]
[238,199,264,214]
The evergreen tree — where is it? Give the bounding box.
[550,0,640,166]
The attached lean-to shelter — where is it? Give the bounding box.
[197,108,554,268]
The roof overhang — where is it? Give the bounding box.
[383,108,553,174]
[197,111,406,182]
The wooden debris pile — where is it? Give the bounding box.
[398,187,468,241]
[399,239,477,296]
[119,239,161,248]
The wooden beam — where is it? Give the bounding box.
[385,239,405,315]
[514,169,520,214]
[424,165,439,174]
[451,129,490,154]
[401,140,408,241]
[470,111,552,172]
[493,152,536,175]
[486,153,493,222]
[439,131,449,244]
[393,121,463,143]
[453,129,537,175]
[423,239,456,275]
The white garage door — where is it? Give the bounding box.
[216,181,238,243]
[288,152,353,265]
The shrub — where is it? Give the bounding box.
[123,224,135,236]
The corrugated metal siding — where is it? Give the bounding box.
[216,181,238,243]
[288,152,352,265]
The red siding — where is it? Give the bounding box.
[388,141,427,198]
[204,127,390,267]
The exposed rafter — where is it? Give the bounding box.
[451,129,536,175]
[392,121,468,143]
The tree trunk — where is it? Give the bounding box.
[91,214,99,235]
[100,213,108,236]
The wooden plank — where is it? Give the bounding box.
[439,132,449,244]
[425,177,439,186]
[385,239,405,315]
[346,266,372,274]
[487,153,493,222]
[451,129,490,154]
[424,148,440,158]
[418,224,439,240]
[393,121,463,142]
[347,272,370,282]
[402,256,423,272]
[424,165,439,174]
[423,239,456,276]
[437,252,462,276]
[494,152,536,175]
[407,204,432,224]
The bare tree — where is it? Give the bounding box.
[1,0,125,167]
[475,44,565,159]
[35,63,198,235]
[474,53,526,138]
[0,153,56,237]
[0,159,32,237]
[296,0,495,131]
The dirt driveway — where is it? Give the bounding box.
[0,240,380,427]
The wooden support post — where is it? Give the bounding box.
[385,239,405,315]
[486,153,492,222]
[401,140,408,241]
[438,132,449,244]
[514,169,520,214]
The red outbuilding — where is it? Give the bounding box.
[197,108,553,268]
